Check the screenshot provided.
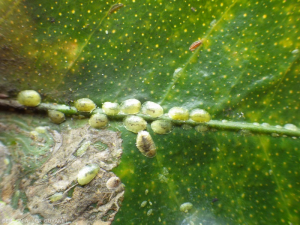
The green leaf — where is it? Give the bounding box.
[0,0,299,224]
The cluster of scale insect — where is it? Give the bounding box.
[15,93,213,158]
[14,91,300,160]
[16,91,212,130]
[73,98,211,133]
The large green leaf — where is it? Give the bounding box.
[0,0,299,224]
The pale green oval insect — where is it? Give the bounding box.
[48,110,66,124]
[182,124,193,130]
[124,115,147,133]
[151,120,172,134]
[136,131,156,158]
[106,176,121,189]
[284,123,298,131]
[195,124,208,132]
[141,201,147,207]
[29,130,39,141]
[35,126,47,133]
[89,113,108,128]
[147,209,153,216]
[17,90,41,107]
[141,101,164,118]
[74,98,96,112]
[102,102,120,115]
[75,140,91,156]
[120,99,141,114]
[180,202,193,213]
[168,107,189,121]
[77,164,100,185]
[49,192,64,203]
[190,109,211,123]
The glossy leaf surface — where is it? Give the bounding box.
[0,0,299,224]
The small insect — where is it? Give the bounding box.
[77,164,100,185]
[35,126,47,133]
[182,124,193,130]
[191,7,196,12]
[106,176,121,189]
[102,102,120,115]
[74,98,96,112]
[141,101,164,118]
[120,99,141,114]
[141,201,147,207]
[75,140,91,157]
[108,3,124,15]
[151,120,172,134]
[283,123,298,131]
[124,115,147,133]
[48,110,66,124]
[89,113,108,128]
[49,192,64,203]
[180,202,193,213]
[17,90,41,107]
[136,131,156,158]
[190,109,211,123]
[189,39,202,51]
[195,124,208,132]
[168,107,189,121]
[147,209,153,216]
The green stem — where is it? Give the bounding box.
[1,99,299,137]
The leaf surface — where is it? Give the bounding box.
[0,0,299,224]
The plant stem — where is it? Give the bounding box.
[1,99,299,137]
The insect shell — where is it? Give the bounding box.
[48,110,65,124]
[89,113,108,128]
[136,131,156,158]
[189,39,202,51]
[180,202,193,213]
[77,164,100,186]
[141,101,164,118]
[283,123,298,131]
[190,109,211,123]
[102,102,120,115]
[147,209,153,216]
[124,115,147,133]
[141,201,147,207]
[74,98,96,112]
[75,140,91,157]
[106,176,121,189]
[17,90,41,107]
[168,107,189,121]
[195,124,208,132]
[120,99,141,114]
[49,192,64,203]
[151,120,172,134]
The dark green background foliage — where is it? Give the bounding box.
[0,0,299,224]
